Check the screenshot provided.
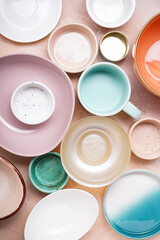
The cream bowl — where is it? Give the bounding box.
[0,156,25,219]
[60,116,131,187]
[11,81,55,125]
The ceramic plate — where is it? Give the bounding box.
[0,0,62,43]
[104,170,160,239]
[24,189,99,240]
[86,0,136,28]
[48,24,98,73]
[0,156,25,219]
[0,54,75,156]
[61,116,131,187]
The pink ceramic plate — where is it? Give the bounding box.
[0,54,75,156]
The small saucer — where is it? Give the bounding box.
[129,118,160,160]
[29,152,69,193]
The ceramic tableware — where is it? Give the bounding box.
[48,23,98,73]
[24,189,99,240]
[133,13,160,97]
[100,31,129,62]
[11,81,55,125]
[0,0,62,43]
[0,54,75,156]
[129,118,160,160]
[86,0,136,28]
[78,62,141,119]
[0,156,25,220]
[60,116,131,187]
[104,170,160,239]
[29,152,69,193]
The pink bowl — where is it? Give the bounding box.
[0,54,75,156]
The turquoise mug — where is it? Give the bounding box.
[77,62,141,119]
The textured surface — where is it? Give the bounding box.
[0,0,160,239]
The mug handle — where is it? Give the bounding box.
[123,101,141,119]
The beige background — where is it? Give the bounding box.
[0,0,160,239]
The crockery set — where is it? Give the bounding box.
[0,0,160,240]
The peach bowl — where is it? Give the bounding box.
[0,157,25,219]
[133,13,160,97]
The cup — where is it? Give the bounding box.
[77,62,141,119]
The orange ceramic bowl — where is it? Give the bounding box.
[133,13,160,97]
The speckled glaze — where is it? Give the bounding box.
[129,118,160,160]
[104,170,160,239]
[29,152,69,193]
[11,81,55,125]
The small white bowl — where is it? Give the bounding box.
[11,81,55,125]
[86,0,136,28]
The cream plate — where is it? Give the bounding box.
[24,189,99,240]
[0,0,62,42]
[61,116,131,187]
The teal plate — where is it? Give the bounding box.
[29,152,69,193]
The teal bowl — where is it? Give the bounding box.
[29,152,69,193]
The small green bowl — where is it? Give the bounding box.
[29,152,69,193]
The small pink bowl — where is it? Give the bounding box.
[129,118,160,160]
[0,156,25,219]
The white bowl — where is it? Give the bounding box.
[24,189,99,240]
[11,81,55,125]
[86,0,136,28]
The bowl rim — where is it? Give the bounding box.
[86,0,136,28]
[60,116,131,187]
[133,12,160,97]
[77,62,131,116]
[48,23,98,73]
[28,151,69,193]
[11,81,55,125]
[0,156,26,220]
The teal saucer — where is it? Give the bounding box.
[29,152,69,193]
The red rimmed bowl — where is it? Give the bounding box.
[0,156,25,220]
[133,13,160,97]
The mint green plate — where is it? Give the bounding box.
[29,152,69,193]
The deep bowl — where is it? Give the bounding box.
[133,13,160,97]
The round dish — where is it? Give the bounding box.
[0,156,25,220]
[77,62,141,119]
[133,13,160,97]
[60,116,131,187]
[86,0,136,28]
[129,118,160,160]
[24,189,99,240]
[29,152,69,193]
[0,0,62,43]
[48,24,98,73]
[0,54,75,157]
[104,170,160,239]
[11,81,55,125]
[100,31,129,62]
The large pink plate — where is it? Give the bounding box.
[0,54,75,156]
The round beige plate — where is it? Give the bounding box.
[60,117,131,187]
[48,24,98,73]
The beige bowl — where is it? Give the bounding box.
[48,24,98,73]
[0,157,25,219]
[60,117,131,187]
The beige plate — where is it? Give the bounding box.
[0,157,25,219]
[60,117,131,187]
[48,24,98,73]
[129,118,160,160]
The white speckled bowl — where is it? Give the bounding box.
[11,81,55,125]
